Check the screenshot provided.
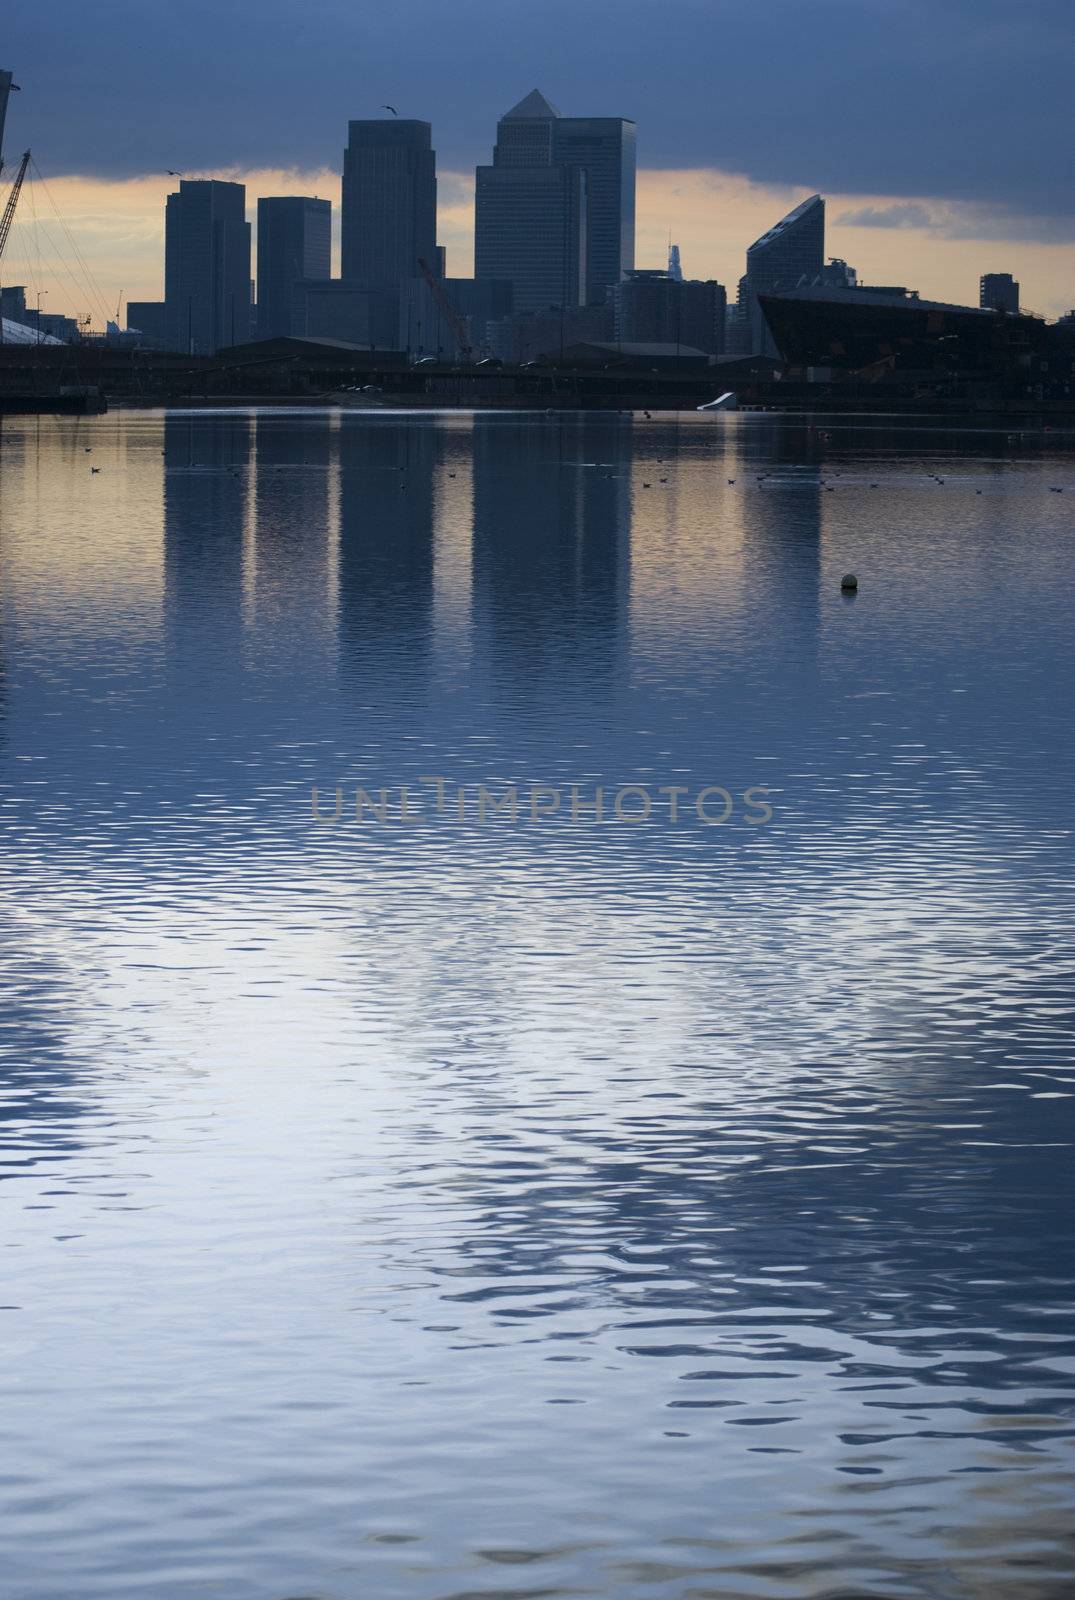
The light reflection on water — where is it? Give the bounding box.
[1,409,1074,1600]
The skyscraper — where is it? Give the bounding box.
[551,112,635,305]
[256,197,331,340]
[980,272,1019,313]
[742,194,825,355]
[475,91,634,313]
[475,163,586,314]
[164,180,251,354]
[341,120,437,288]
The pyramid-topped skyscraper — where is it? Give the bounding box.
[502,89,562,120]
[475,90,635,312]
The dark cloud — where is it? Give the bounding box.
[6,0,1074,233]
[837,200,1075,244]
[837,203,938,230]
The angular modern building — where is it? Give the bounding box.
[475,91,634,313]
[742,194,825,355]
[341,120,437,289]
[164,180,251,354]
[256,196,331,340]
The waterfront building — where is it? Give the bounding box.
[475,91,635,312]
[126,301,167,344]
[257,197,331,339]
[742,194,825,355]
[613,270,726,355]
[164,179,250,354]
[486,303,613,363]
[341,120,437,290]
[551,111,635,304]
[476,158,586,314]
[398,276,514,358]
[291,279,399,348]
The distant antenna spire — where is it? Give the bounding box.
[668,242,683,282]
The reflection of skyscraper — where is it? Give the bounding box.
[251,414,335,674]
[743,194,824,356]
[470,414,631,712]
[336,419,438,700]
[163,414,251,676]
[626,417,821,741]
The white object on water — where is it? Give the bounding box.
[697,391,738,411]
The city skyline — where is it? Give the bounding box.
[2,68,1072,335]
[4,160,1071,336]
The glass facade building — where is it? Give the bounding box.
[164,180,251,354]
[743,195,825,355]
[256,197,331,340]
[341,121,437,290]
[475,91,634,314]
[551,115,635,306]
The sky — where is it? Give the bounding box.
[3,0,1074,323]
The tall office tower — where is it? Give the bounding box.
[341,120,437,288]
[743,194,824,354]
[256,197,331,339]
[164,180,251,354]
[980,272,1019,313]
[668,244,683,282]
[475,92,585,314]
[551,111,635,304]
[475,91,633,312]
[475,163,586,313]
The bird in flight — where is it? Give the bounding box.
[167,170,183,176]
[382,104,398,115]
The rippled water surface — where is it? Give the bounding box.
[2,408,1075,1600]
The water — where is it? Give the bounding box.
[2,408,1074,1600]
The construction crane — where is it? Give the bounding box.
[0,148,30,264]
[417,256,473,362]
